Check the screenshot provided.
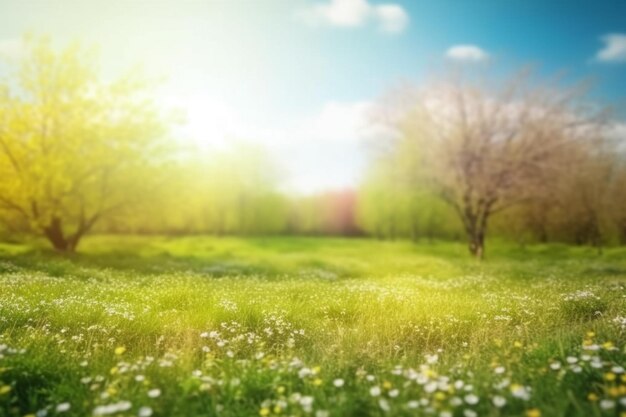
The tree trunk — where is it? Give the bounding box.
[468,231,485,260]
[42,216,84,253]
[43,216,72,252]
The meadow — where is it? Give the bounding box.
[1,236,626,417]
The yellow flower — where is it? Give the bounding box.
[313,378,323,386]
[110,366,119,375]
[526,408,541,417]
[605,372,616,382]
[609,387,620,397]
[587,331,595,338]
[588,392,599,402]
[603,341,614,350]
[514,341,523,348]
[312,366,321,375]
[434,392,446,401]
[259,407,270,417]
[0,385,11,395]
[382,381,392,390]
[276,386,285,394]
[114,346,126,355]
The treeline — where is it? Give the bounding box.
[0,36,624,255]
[98,144,361,237]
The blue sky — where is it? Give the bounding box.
[0,0,625,192]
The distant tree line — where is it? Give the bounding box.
[0,37,624,255]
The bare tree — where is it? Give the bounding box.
[390,71,608,258]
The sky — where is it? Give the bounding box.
[0,0,625,193]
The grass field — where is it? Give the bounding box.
[1,236,626,417]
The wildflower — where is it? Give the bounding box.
[259,407,270,417]
[389,389,399,398]
[114,346,126,355]
[0,385,11,395]
[600,399,615,409]
[605,372,617,382]
[492,395,506,408]
[407,400,419,409]
[378,399,390,412]
[464,394,479,405]
[315,411,329,417]
[370,386,382,397]
[138,407,153,417]
[425,354,439,364]
[56,403,71,413]
[588,392,599,402]
[526,409,541,417]
[333,378,344,387]
[464,410,477,417]
[148,388,161,398]
[510,384,531,401]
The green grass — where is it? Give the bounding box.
[1,236,626,417]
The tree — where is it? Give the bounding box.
[0,36,170,252]
[385,71,608,258]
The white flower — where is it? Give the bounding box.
[549,362,561,370]
[464,410,477,417]
[424,382,438,393]
[300,396,314,406]
[492,395,506,408]
[148,388,161,398]
[138,407,153,417]
[370,386,381,397]
[425,354,439,364]
[333,378,344,387]
[464,394,479,405]
[389,389,399,398]
[511,385,531,401]
[600,399,615,409]
[407,400,419,409]
[450,397,463,407]
[378,399,390,412]
[315,411,329,417]
[566,356,578,364]
[56,403,71,413]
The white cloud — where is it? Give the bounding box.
[298,0,409,34]
[445,44,489,62]
[596,34,626,62]
[374,5,409,34]
[0,38,24,60]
